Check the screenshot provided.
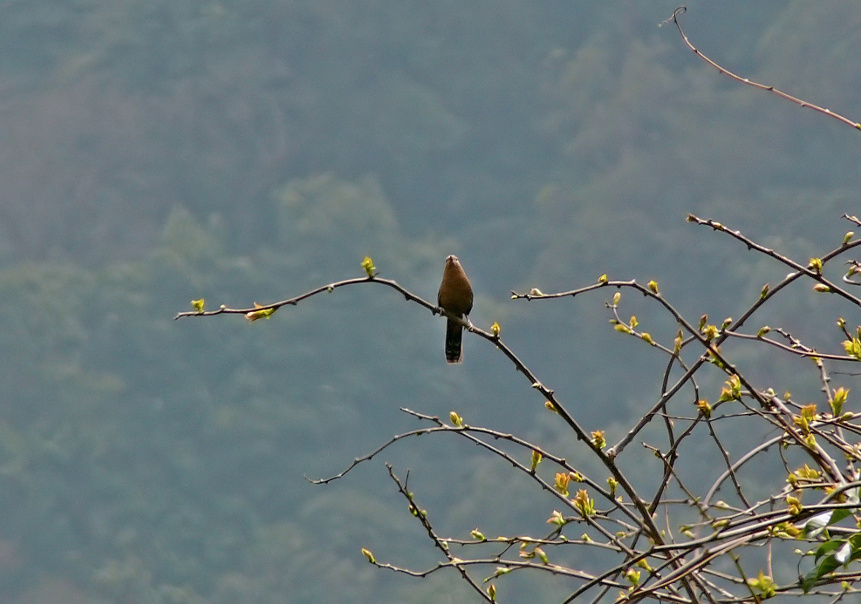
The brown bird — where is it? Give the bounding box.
[437,255,473,364]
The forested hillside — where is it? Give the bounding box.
[0,2,858,601]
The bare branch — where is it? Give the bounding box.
[668,7,861,132]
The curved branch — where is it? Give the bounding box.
[668,7,861,132]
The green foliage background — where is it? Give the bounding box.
[0,1,859,602]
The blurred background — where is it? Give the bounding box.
[0,1,859,601]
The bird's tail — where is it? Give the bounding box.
[445,319,463,364]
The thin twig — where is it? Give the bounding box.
[669,7,861,132]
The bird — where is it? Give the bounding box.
[437,255,473,364]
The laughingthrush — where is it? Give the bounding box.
[437,255,473,364]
